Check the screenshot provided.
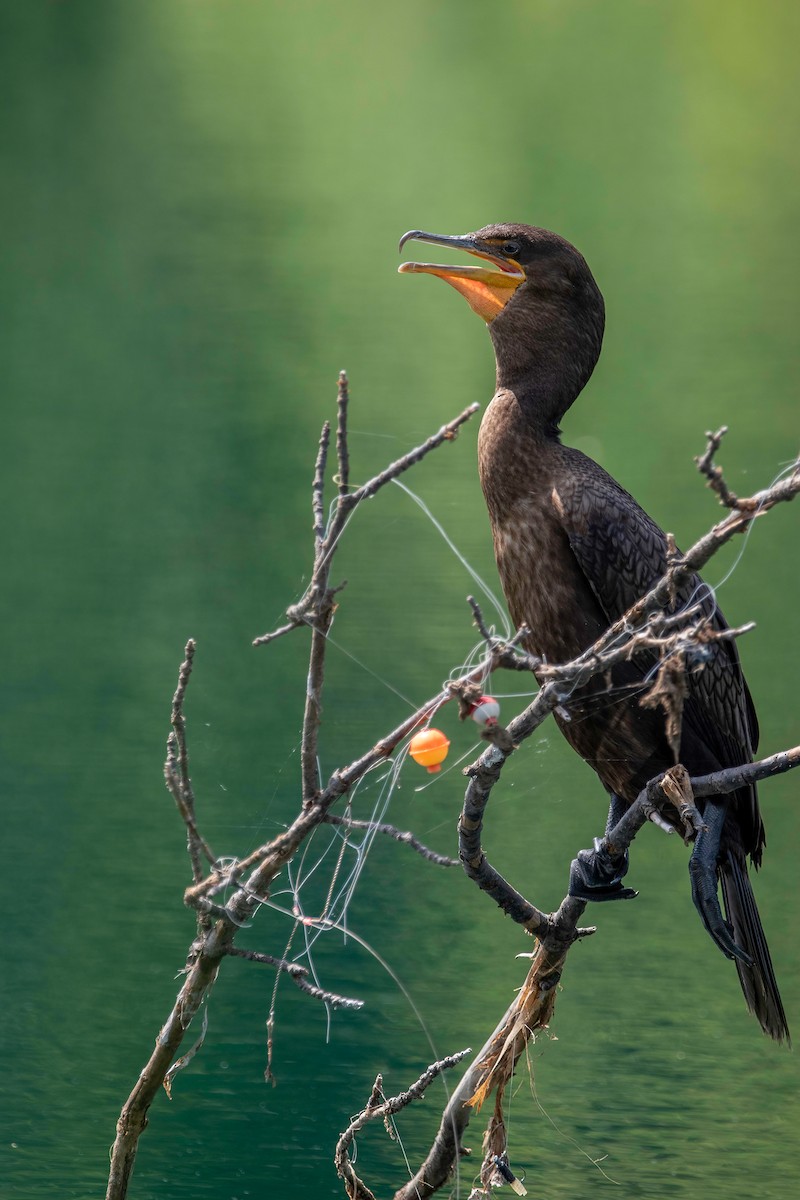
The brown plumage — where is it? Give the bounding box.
[399,223,788,1042]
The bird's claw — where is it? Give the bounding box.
[569,839,639,902]
[688,850,752,965]
[675,798,706,842]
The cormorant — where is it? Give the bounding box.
[399,223,788,1042]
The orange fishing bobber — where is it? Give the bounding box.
[408,728,450,773]
[468,695,501,726]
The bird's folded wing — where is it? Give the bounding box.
[553,464,759,767]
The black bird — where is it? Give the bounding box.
[399,223,789,1042]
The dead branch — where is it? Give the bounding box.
[106,924,228,1199]
[335,1052,471,1200]
[164,1007,209,1100]
[692,743,800,796]
[313,420,332,545]
[467,595,535,670]
[695,425,760,511]
[182,670,480,912]
[252,397,480,648]
[396,735,797,1200]
[323,813,459,867]
[163,638,215,882]
[336,369,350,496]
[226,946,364,1009]
[106,381,482,1200]
[338,407,479,509]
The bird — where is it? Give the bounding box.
[398,223,789,1042]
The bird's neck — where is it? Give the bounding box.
[478,389,559,524]
[493,362,572,438]
[487,290,603,433]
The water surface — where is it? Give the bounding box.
[1,3,798,1197]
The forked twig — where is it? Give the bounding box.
[695,425,758,511]
[335,1052,471,1200]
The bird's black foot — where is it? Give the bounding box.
[688,799,752,965]
[569,838,639,901]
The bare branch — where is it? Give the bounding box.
[692,743,800,797]
[695,425,739,508]
[257,402,481,650]
[171,638,194,779]
[459,745,550,935]
[536,605,753,687]
[109,384,485,1199]
[467,594,495,645]
[324,813,459,866]
[226,947,364,1009]
[453,592,775,940]
[624,444,800,627]
[313,420,332,545]
[466,596,538,675]
[183,677,471,910]
[410,738,800,1199]
[694,425,762,511]
[164,1006,209,1099]
[301,615,331,808]
[393,990,551,1200]
[336,369,350,498]
[106,930,227,1199]
[600,750,800,860]
[163,639,215,882]
[252,619,301,647]
[336,1052,471,1200]
[339,403,480,512]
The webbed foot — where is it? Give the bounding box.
[569,838,639,902]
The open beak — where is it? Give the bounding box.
[398,230,524,322]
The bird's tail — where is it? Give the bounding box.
[719,849,790,1043]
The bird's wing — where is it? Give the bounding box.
[553,457,760,796]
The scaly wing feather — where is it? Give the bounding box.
[553,449,763,860]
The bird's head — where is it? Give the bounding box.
[399,224,605,419]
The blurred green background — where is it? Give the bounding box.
[1,1,798,1197]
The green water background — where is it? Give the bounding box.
[1,2,798,1197]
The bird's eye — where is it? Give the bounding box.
[501,240,521,257]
